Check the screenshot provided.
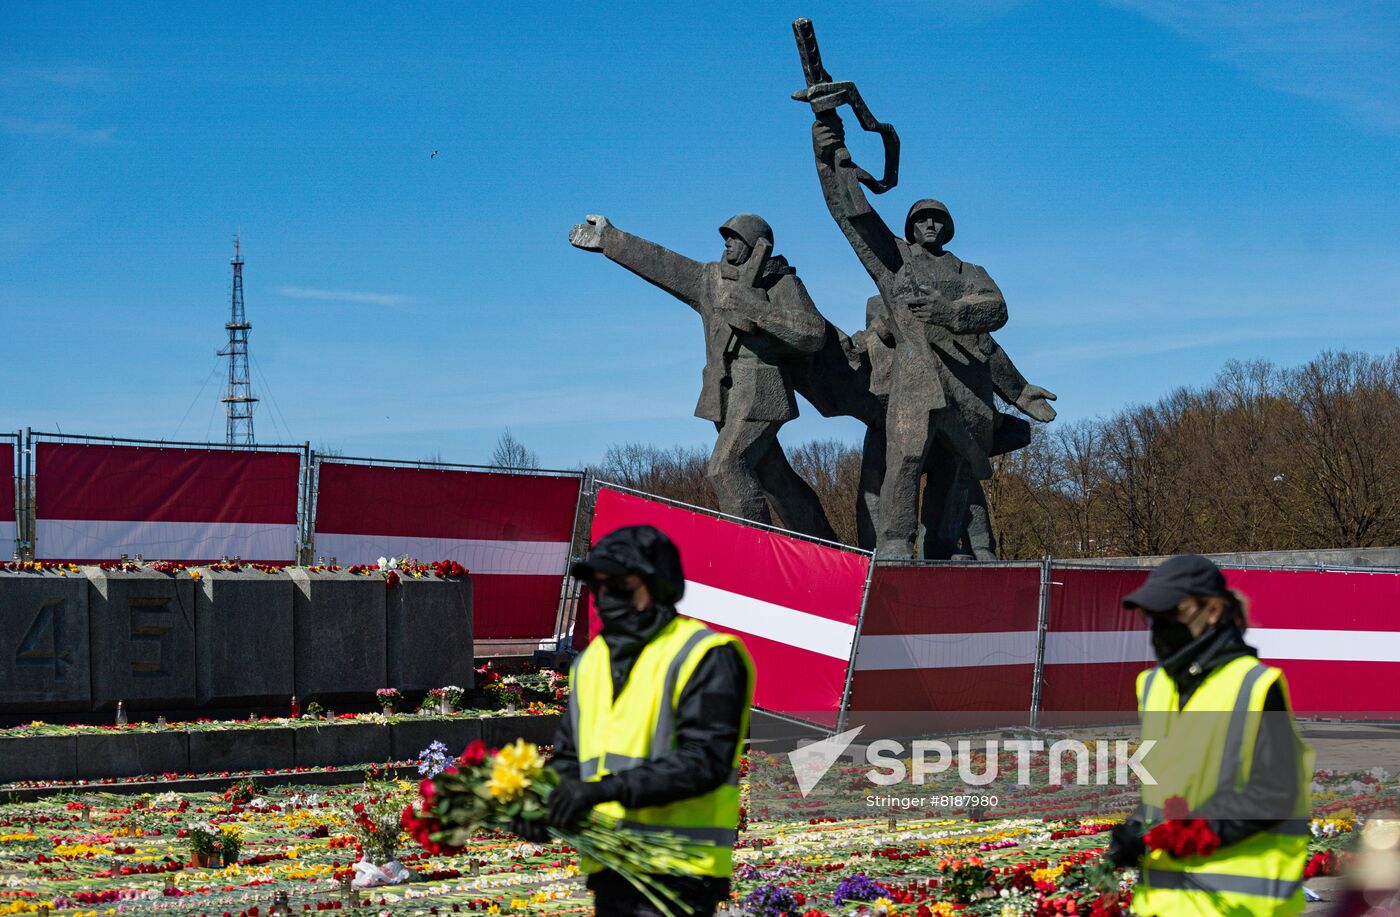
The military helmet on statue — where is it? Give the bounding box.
[904,199,955,245]
[718,213,774,249]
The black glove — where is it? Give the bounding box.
[510,815,550,844]
[547,779,616,830]
[1107,821,1146,868]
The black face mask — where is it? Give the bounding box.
[595,587,637,625]
[1150,614,1197,660]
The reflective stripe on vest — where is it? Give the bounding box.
[1143,870,1303,900]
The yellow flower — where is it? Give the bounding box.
[495,738,545,779]
[486,906,500,915]
[190,570,203,581]
[487,763,528,802]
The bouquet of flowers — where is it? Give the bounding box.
[349,777,409,866]
[1144,796,1222,859]
[403,738,702,916]
[934,856,993,904]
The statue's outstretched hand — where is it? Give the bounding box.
[569,215,612,252]
[1017,385,1058,423]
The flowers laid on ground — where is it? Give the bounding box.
[1,561,81,574]
[348,777,410,867]
[223,778,263,804]
[0,750,1387,916]
[834,874,890,907]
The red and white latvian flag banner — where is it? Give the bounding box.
[34,442,300,563]
[313,461,582,640]
[589,486,871,726]
[1,441,16,550]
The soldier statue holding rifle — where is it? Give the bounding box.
[792,18,1057,559]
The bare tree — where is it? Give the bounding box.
[786,440,862,545]
[490,430,539,471]
[592,442,714,510]
[1280,351,1400,547]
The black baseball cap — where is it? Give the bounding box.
[1122,553,1229,614]
[567,525,686,604]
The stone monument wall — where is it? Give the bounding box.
[0,568,474,716]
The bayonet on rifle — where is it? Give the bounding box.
[791,18,901,195]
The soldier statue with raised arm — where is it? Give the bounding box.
[794,17,1057,558]
[569,213,840,541]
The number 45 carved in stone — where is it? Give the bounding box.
[16,600,73,681]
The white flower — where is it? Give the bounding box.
[377,557,388,568]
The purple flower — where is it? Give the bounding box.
[833,874,889,907]
[742,883,799,916]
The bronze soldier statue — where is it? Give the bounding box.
[810,115,1057,558]
[569,213,840,541]
[855,294,1053,558]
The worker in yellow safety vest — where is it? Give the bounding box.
[512,524,754,916]
[1106,554,1314,917]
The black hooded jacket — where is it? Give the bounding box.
[551,525,751,812]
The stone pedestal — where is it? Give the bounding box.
[386,575,474,693]
[86,568,196,711]
[195,568,295,706]
[287,569,386,702]
[0,571,91,713]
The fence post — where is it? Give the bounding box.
[835,556,878,735]
[9,430,20,560]
[551,470,593,653]
[23,427,33,560]
[1029,554,1053,728]
[299,442,314,565]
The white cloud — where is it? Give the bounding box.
[0,118,114,144]
[1110,0,1400,132]
[276,286,412,307]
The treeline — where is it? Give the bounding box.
[593,350,1400,559]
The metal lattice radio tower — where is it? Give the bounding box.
[219,236,258,445]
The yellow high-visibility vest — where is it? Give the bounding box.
[569,615,754,878]
[1133,655,1314,917]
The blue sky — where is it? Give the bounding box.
[3,1,1398,469]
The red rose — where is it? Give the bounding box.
[1163,796,1191,820]
[458,740,487,766]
